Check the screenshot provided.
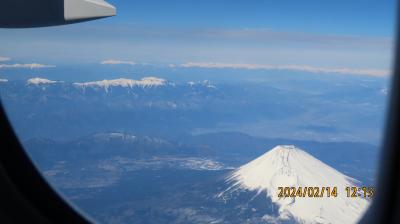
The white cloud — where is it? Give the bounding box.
[100,59,136,66]
[0,63,55,69]
[0,56,10,62]
[27,77,59,85]
[179,62,389,77]
[0,79,8,82]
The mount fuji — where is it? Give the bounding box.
[221,145,369,224]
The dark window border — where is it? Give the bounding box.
[0,3,400,224]
[0,102,90,223]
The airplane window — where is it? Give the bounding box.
[0,1,395,223]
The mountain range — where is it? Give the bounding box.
[0,75,383,223]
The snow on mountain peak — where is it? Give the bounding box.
[93,132,137,141]
[203,80,216,89]
[73,77,167,92]
[141,77,166,86]
[186,80,216,89]
[224,145,369,224]
[27,77,59,85]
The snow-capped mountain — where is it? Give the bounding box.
[222,145,369,224]
[20,76,220,93]
[73,77,167,91]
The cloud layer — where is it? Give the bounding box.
[0,56,10,62]
[0,63,55,69]
[178,62,389,77]
[101,59,136,66]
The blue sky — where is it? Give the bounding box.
[106,0,395,36]
[0,0,397,76]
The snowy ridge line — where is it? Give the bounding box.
[7,77,218,90]
[73,77,167,92]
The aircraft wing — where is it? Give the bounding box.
[0,0,116,28]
